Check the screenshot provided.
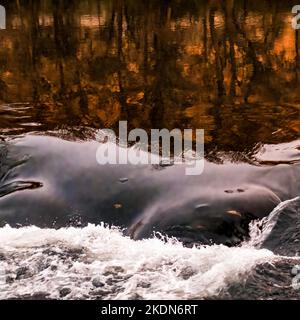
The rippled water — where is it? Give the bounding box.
[1,0,300,157]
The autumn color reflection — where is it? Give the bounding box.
[0,0,300,160]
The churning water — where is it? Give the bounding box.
[2,198,300,300]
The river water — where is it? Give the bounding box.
[1,0,300,300]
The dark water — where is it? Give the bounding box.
[1,0,300,300]
[0,0,300,159]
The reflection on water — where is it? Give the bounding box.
[0,0,300,160]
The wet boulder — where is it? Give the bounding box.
[259,197,300,256]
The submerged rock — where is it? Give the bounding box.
[6,276,14,284]
[89,289,111,299]
[16,267,31,280]
[9,292,50,300]
[59,288,71,298]
[137,282,151,289]
[215,258,300,300]
[179,267,196,280]
[103,266,125,276]
[258,197,300,256]
[92,278,105,288]
[129,293,143,300]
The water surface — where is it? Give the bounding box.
[0,0,300,160]
[1,0,300,300]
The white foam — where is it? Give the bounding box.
[0,224,275,300]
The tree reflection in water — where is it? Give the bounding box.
[0,0,300,162]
